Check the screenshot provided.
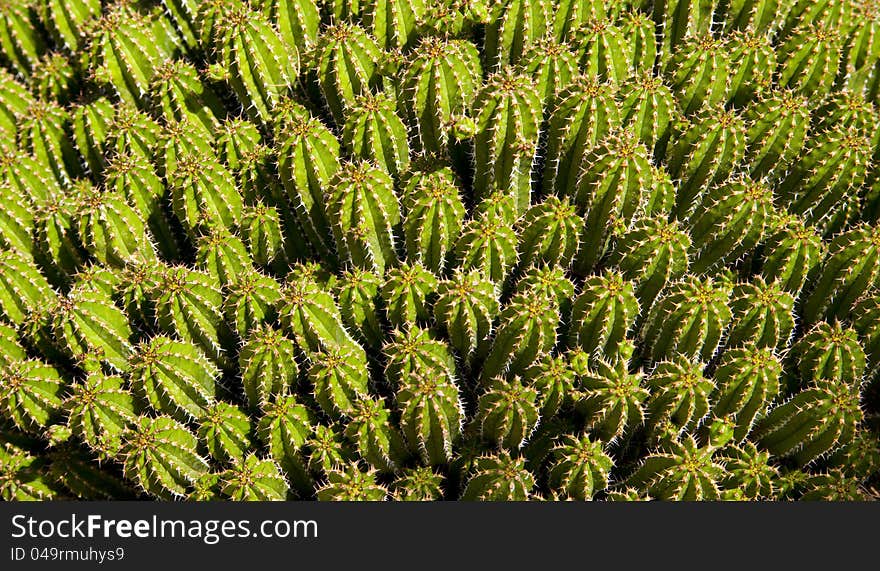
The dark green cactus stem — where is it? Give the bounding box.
[645,356,712,437]
[130,335,218,421]
[519,37,578,111]
[20,99,80,185]
[106,104,161,161]
[434,270,499,362]
[653,0,716,61]
[216,7,298,125]
[40,0,101,54]
[263,0,320,54]
[667,105,747,220]
[479,288,558,383]
[471,69,542,215]
[277,107,340,263]
[198,401,253,464]
[345,397,409,473]
[710,345,782,442]
[575,357,648,441]
[777,127,872,236]
[756,378,861,467]
[572,129,659,274]
[515,196,580,272]
[196,228,252,287]
[335,268,384,349]
[759,214,824,296]
[391,467,444,501]
[523,353,576,419]
[641,275,732,362]
[0,323,26,366]
[476,375,539,451]
[0,182,35,257]
[48,445,134,500]
[224,270,282,340]
[103,151,179,260]
[626,434,725,500]
[33,191,88,286]
[220,453,287,500]
[513,266,575,318]
[727,278,796,350]
[717,441,778,500]
[0,68,32,145]
[402,166,466,274]
[29,51,77,103]
[718,0,788,33]
[257,395,313,484]
[663,34,730,115]
[547,433,613,500]
[542,76,619,198]
[0,442,59,500]
[343,91,410,182]
[743,89,810,179]
[483,0,549,68]
[460,452,534,500]
[852,295,880,369]
[0,0,46,76]
[397,372,462,465]
[309,346,370,417]
[306,423,352,478]
[84,7,169,107]
[398,36,481,154]
[384,326,457,386]
[239,324,298,410]
[686,176,773,275]
[169,152,244,239]
[726,30,776,106]
[362,0,425,51]
[802,223,880,324]
[50,289,133,373]
[120,415,209,499]
[316,22,383,126]
[574,18,630,84]
[280,274,362,357]
[149,58,222,137]
[150,265,232,369]
[778,22,842,97]
[609,215,691,312]
[65,372,138,459]
[618,72,676,154]
[792,321,867,387]
[0,248,56,325]
[0,359,65,434]
[550,0,615,41]
[159,0,199,52]
[316,462,387,501]
[453,209,518,285]
[569,270,638,361]
[381,262,438,329]
[326,161,401,275]
[76,185,158,268]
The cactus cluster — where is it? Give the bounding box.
[0,0,879,502]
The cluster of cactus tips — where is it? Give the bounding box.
[1,0,880,502]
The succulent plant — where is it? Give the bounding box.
[645,356,713,437]
[547,433,613,500]
[119,415,210,499]
[575,357,648,441]
[460,451,535,500]
[756,378,862,467]
[641,275,732,362]
[710,345,782,442]
[0,0,877,504]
